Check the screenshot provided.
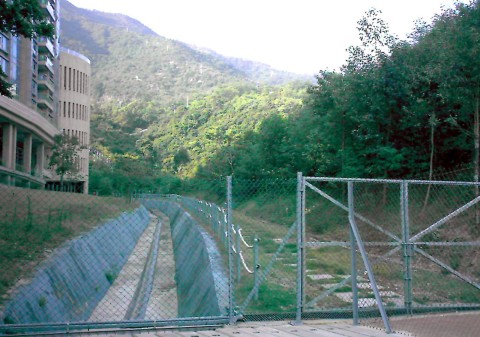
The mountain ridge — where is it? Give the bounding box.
[60,0,310,104]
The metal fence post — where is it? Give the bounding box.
[401,181,413,315]
[295,172,305,325]
[227,176,235,323]
[254,235,260,301]
[212,205,218,237]
[350,215,359,325]
[236,225,242,283]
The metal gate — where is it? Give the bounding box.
[298,175,480,333]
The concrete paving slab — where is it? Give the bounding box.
[307,274,334,281]
[77,321,407,337]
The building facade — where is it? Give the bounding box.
[0,0,91,193]
[46,48,91,193]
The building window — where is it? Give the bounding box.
[0,56,7,74]
[32,80,37,97]
[68,67,71,90]
[63,66,67,90]
[9,36,17,85]
[0,34,8,53]
[32,40,38,57]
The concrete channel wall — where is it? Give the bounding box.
[142,200,228,318]
[0,206,151,325]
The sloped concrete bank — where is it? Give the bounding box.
[141,200,228,318]
[0,206,151,325]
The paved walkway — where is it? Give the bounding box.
[81,321,407,337]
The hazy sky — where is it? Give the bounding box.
[67,0,465,74]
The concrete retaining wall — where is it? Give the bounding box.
[142,200,228,318]
[0,206,151,324]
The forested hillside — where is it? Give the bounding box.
[60,1,305,104]
[304,5,480,180]
[63,1,480,194]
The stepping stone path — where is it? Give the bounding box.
[305,272,405,308]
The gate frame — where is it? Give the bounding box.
[296,174,392,332]
[296,174,480,333]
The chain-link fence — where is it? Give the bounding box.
[302,176,480,337]
[0,182,231,336]
[230,178,298,321]
[1,175,480,336]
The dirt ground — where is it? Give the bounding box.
[375,312,480,337]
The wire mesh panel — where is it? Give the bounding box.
[0,183,230,336]
[0,186,143,325]
[302,178,400,330]
[389,181,480,336]
[351,181,404,327]
[231,178,298,321]
[303,177,480,337]
[302,179,353,316]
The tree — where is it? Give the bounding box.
[0,0,55,97]
[48,134,82,191]
[173,147,191,173]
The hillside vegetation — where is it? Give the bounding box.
[61,1,480,195]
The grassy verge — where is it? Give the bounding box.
[0,185,138,304]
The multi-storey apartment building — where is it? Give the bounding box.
[0,0,91,193]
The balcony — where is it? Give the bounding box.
[38,55,54,74]
[40,0,56,20]
[37,92,54,112]
[38,37,54,56]
[38,73,55,93]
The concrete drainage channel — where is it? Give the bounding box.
[89,210,177,322]
[124,214,164,320]
[0,202,229,335]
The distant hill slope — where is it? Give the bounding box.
[189,46,312,85]
[60,1,308,104]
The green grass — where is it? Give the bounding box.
[38,296,47,308]
[105,271,117,285]
[334,285,352,293]
[306,247,351,276]
[236,281,296,313]
[413,269,480,304]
